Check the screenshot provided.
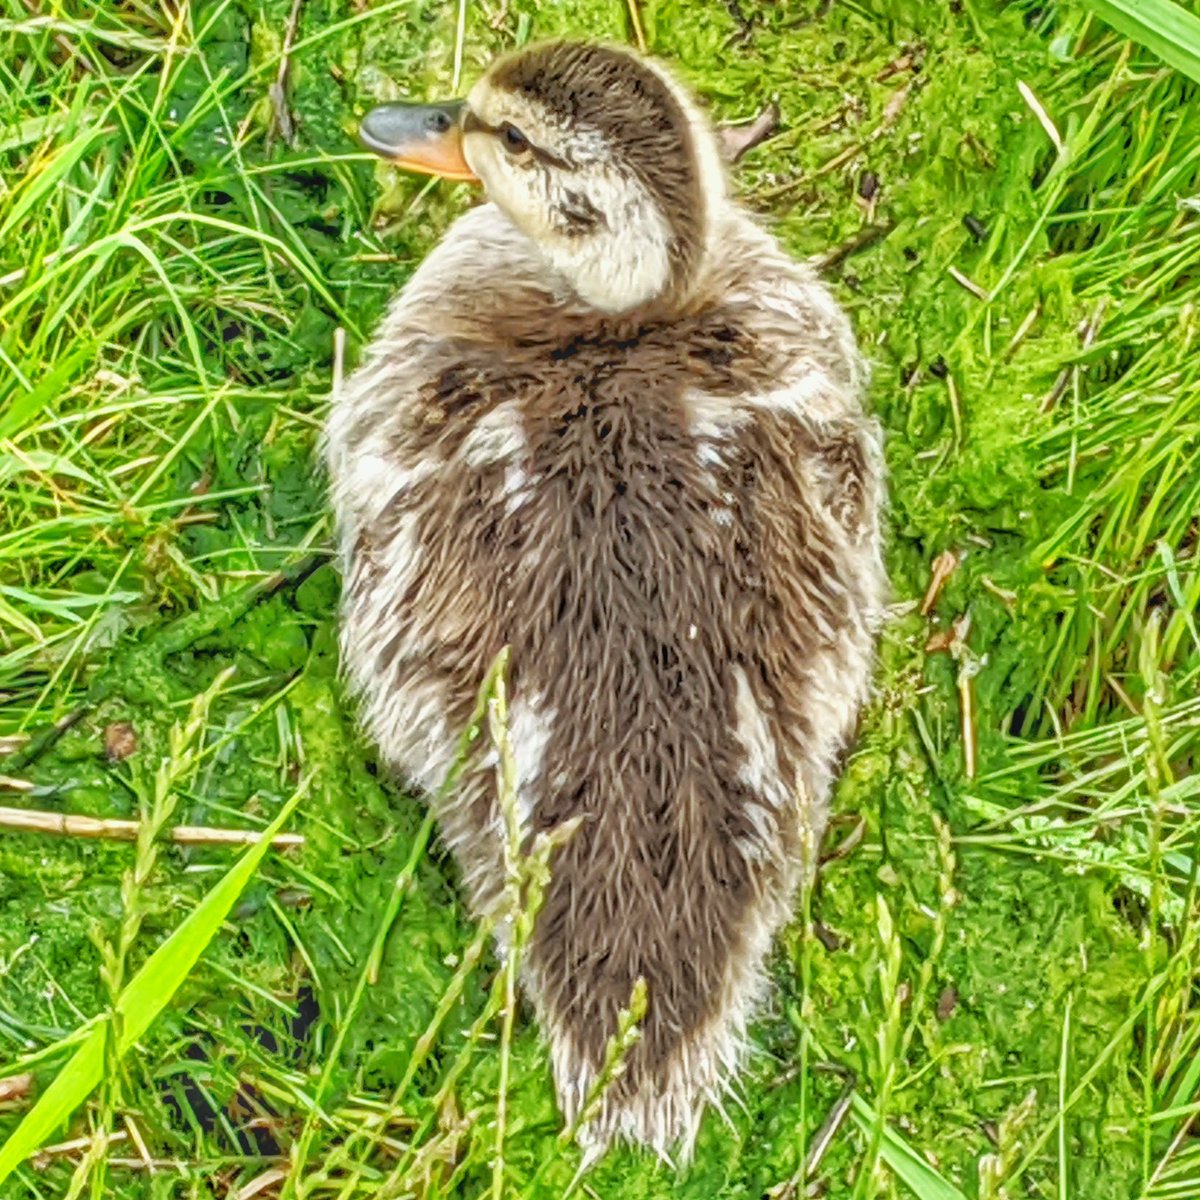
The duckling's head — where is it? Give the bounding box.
[359,41,728,313]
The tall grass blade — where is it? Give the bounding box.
[1083,0,1200,82]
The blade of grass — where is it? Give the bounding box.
[1083,0,1200,83]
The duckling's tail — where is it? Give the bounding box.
[522,802,810,1161]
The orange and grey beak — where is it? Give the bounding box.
[358,100,479,182]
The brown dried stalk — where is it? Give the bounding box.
[718,102,782,164]
[0,805,303,849]
[0,1074,33,1105]
[920,549,959,615]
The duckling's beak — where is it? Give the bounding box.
[358,100,479,183]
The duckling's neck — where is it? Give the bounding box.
[402,199,738,349]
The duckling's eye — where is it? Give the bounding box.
[500,122,531,155]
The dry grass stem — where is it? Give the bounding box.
[269,0,305,147]
[0,805,304,848]
[0,1075,33,1106]
[920,550,960,615]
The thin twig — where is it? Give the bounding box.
[947,264,990,302]
[88,1158,196,1170]
[811,221,895,273]
[819,815,865,865]
[875,50,921,81]
[3,708,87,773]
[625,0,647,54]
[769,1068,856,1199]
[881,77,915,128]
[804,1074,855,1177]
[0,805,303,848]
[718,102,781,164]
[919,550,959,615]
[756,141,859,203]
[124,1114,155,1176]
[1039,366,1071,414]
[1002,302,1041,361]
[35,1131,127,1162]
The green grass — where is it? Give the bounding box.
[2,0,1199,1196]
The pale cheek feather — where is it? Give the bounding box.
[466,110,673,315]
[543,174,674,312]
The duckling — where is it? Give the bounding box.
[326,40,885,1158]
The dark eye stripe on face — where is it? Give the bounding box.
[463,108,571,169]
